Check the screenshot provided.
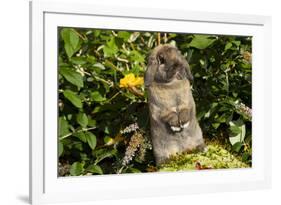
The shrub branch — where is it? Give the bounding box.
[59,126,97,140]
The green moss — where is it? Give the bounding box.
[159,143,249,172]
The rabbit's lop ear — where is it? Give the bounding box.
[145,55,158,87]
[181,55,193,82]
[185,62,193,81]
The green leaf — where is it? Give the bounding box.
[93,148,117,164]
[76,113,88,128]
[224,42,232,51]
[212,123,220,129]
[229,125,241,134]
[91,91,106,102]
[103,38,118,57]
[129,32,140,42]
[86,164,103,174]
[58,141,64,157]
[85,132,97,150]
[73,132,87,143]
[64,44,74,59]
[129,50,144,63]
[69,30,80,49]
[86,55,96,64]
[71,57,87,65]
[148,35,155,48]
[216,113,231,123]
[59,67,83,88]
[58,117,70,137]
[63,90,83,108]
[61,28,81,58]
[92,63,105,70]
[242,153,250,162]
[232,40,241,47]
[88,118,97,127]
[69,162,84,176]
[232,142,243,152]
[127,167,141,173]
[104,136,114,145]
[229,120,246,145]
[189,35,216,49]
[117,31,131,41]
[73,141,83,151]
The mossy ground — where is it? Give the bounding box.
[159,140,250,172]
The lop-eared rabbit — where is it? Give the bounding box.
[145,44,206,165]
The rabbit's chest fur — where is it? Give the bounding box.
[148,79,191,110]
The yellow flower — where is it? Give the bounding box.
[119,73,144,88]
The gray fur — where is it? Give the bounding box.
[145,44,205,165]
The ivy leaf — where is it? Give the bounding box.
[76,113,88,128]
[59,67,83,88]
[85,132,97,150]
[63,89,82,108]
[86,164,103,175]
[189,35,216,49]
[69,162,84,176]
[61,28,81,58]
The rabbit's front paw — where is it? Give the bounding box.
[164,112,181,132]
[179,108,190,129]
[170,125,181,132]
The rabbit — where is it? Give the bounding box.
[145,44,206,165]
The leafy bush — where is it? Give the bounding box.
[58,28,252,176]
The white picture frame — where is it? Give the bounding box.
[29,0,272,204]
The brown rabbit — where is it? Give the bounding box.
[145,44,206,165]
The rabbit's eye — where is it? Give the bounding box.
[158,54,165,65]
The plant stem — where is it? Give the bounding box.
[107,91,121,103]
[59,126,97,140]
[164,33,167,43]
[93,75,113,87]
[104,60,122,73]
[117,166,125,174]
[72,29,87,41]
[116,57,129,63]
[157,33,161,45]
[128,86,144,97]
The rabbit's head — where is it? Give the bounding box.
[145,44,193,86]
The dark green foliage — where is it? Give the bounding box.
[58,28,252,176]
